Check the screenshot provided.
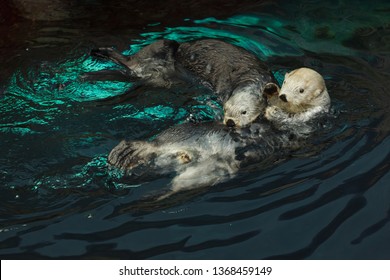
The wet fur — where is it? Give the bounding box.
[265,68,331,135]
[105,67,331,198]
[87,39,278,127]
[108,122,295,198]
[95,44,331,199]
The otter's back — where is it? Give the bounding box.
[175,39,274,100]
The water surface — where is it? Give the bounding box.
[0,0,389,259]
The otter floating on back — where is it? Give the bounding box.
[86,39,279,127]
[108,121,293,199]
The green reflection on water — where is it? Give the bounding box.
[139,26,279,59]
[2,13,296,190]
[3,13,291,137]
[194,15,285,34]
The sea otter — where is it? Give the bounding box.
[108,121,294,198]
[86,39,279,127]
[264,67,331,135]
[265,68,330,123]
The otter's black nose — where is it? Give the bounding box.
[279,94,288,102]
[226,119,236,127]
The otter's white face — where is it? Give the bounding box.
[278,67,330,113]
[223,87,263,127]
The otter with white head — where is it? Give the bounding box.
[265,67,330,128]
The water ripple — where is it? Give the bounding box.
[1,0,390,259]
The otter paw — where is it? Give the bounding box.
[177,151,191,164]
[265,106,279,119]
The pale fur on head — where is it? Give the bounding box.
[265,67,330,124]
[223,84,265,127]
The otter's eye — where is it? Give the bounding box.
[241,111,247,115]
[299,88,304,93]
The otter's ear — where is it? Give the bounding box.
[285,69,298,78]
[263,82,280,98]
[313,88,324,98]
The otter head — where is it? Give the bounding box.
[277,67,330,113]
[223,85,267,127]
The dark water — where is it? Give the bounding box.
[1,0,389,259]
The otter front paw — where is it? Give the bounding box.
[177,151,191,164]
[265,106,281,120]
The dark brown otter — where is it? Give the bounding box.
[86,39,278,127]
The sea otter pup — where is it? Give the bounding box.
[265,68,330,124]
[87,39,278,127]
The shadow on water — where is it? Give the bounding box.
[1,0,390,259]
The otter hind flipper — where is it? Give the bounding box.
[90,47,130,66]
[90,48,111,59]
[108,140,145,169]
[80,69,139,82]
[89,47,144,81]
